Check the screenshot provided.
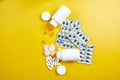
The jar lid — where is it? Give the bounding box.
[57,65,66,75]
[41,12,51,21]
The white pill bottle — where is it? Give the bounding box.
[56,49,80,61]
[50,5,71,27]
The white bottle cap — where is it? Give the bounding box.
[41,12,51,21]
[57,65,66,75]
[50,19,58,27]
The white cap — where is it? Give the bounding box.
[41,12,51,21]
[50,19,58,27]
[57,65,66,75]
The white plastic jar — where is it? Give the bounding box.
[56,49,80,61]
[50,5,71,27]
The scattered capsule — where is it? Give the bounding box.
[79,34,82,37]
[63,21,65,25]
[69,34,72,37]
[77,31,80,34]
[82,36,85,40]
[76,28,79,30]
[66,21,68,25]
[73,35,76,38]
[85,39,88,42]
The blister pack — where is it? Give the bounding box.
[56,31,74,48]
[56,19,90,49]
[78,44,94,64]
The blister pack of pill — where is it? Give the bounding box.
[56,19,94,64]
[78,44,94,64]
[78,51,86,63]
[61,20,81,33]
[84,44,94,64]
[56,31,74,48]
[56,32,69,41]
[62,20,81,29]
[56,19,90,49]
[75,30,89,45]
[56,39,74,49]
[66,32,83,48]
[66,30,89,49]
[65,21,89,46]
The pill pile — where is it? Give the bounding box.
[41,5,94,75]
[43,44,66,75]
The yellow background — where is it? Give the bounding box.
[0,0,120,80]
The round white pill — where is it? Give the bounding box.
[41,12,51,21]
[57,65,66,75]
